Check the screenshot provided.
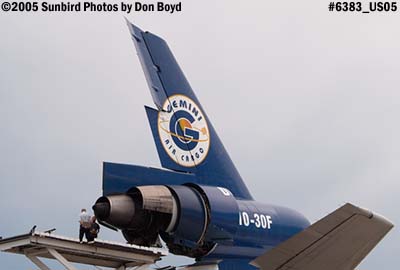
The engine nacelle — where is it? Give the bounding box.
[93,184,239,256]
[93,185,176,246]
[162,184,239,257]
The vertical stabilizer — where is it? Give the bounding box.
[127,22,252,200]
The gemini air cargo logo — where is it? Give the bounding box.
[158,95,210,167]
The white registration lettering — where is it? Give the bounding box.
[238,211,272,229]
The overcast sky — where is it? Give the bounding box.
[0,0,399,269]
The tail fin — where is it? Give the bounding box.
[127,21,252,200]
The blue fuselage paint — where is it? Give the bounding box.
[204,200,310,260]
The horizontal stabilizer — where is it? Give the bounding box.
[103,162,196,196]
[250,203,394,270]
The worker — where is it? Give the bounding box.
[79,208,92,243]
[88,216,100,243]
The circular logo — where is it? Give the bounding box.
[158,95,210,167]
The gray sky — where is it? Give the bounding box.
[0,0,399,269]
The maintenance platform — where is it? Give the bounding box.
[0,229,167,270]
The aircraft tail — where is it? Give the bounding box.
[126,21,252,200]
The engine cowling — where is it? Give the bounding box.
[93,184,238,257]
[93,185,176,246]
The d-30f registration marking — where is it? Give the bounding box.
[92,20,394,270]
[239,212,273,229]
